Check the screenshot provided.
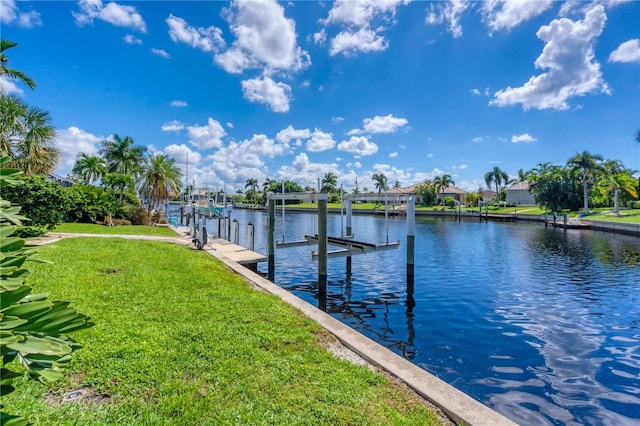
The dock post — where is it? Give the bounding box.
[246,221,257,272]
[247,222,254,251]
[345,198,353,274]
[563,213,568,228]
[553,212,557,228]
[226,208,232,242]
[318,195,328,310]
[231,219,239,244]
[407,197,415,279]
[267,198,275,282]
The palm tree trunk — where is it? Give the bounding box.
[613,188,619,214]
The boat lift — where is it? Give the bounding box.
[266,192,416,297]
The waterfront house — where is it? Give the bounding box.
[505,181,536,205]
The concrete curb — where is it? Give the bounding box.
[206,246,517,426]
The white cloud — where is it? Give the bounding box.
[0,0,42,28]
[317,0,409,56]
[275,125,310,144]
[187,117,227,149]
[214,0,310,74]
[0,77,24,96]
[338,135,378,156]
[481,0,554,33]
[307,129,336,152]
[363,114,408,134]
[73,0,147,33]
[123,34,142,45]
[425,0,470,38]
[389,152,398,158]
[163,144,201,166]
[452,164,468,169]
[330,28,388,56]
[427,153,434,158]
[472,136,484,142]
[347,128,363,136]
[166,14,225,53]
[241,76,291,113]
[470,88,481,95]
[332,116,344,124]
[227,122,234,128]
[609,39,640,63]
[491,5,609,110]
[151,48,171,59]
[161,120,185,132]
[511,133,537,143]
[54,127,103,176]
[171,100,188,107]
[275,153,339,188]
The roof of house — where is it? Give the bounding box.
[506,180,530,191]
[482,190,497,199]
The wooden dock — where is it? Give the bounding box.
[206,238,267,265]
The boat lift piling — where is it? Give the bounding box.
[267,192,415,304]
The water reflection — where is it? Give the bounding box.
[220,210,640,424]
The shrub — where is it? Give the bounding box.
[126,206,151,225]
[67,185,124,223]
[112,218,132,226]
[1,175,75,237]
[445,196,455,208]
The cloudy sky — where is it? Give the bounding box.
[2,0,639,192]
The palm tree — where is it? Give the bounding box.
[103,172,134,204]
[434,173,454,205]
[72,153,107,185]
[99,134,147,177]
[0,95,58,175]
[568,150,603,213]
[598,160,637,214]
[262,177,276,193]
[321,172,337,194]
[371,172,387,195]
[139,153,182,213]
[484,166,509,197]
[1,39,36,90]
[245,178,259,204]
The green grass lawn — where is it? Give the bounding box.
[581,209,640,224]
[4,238,443,425]
[54,222,179,237]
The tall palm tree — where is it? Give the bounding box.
[72,153,107,185]
[0,95,58,175]
[568,150,603,213]
[99,134,147,177]
[371,172,387,195]
[245,178,259,204]
[484,166,509,196]
[1,39,36,90]
[321,172,337,194]
[139,153,182,213]
[598,160,637,214]
[434,173,454,205]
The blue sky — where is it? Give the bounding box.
[2,0,639,192]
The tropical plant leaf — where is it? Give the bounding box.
[2,300,52,319]
[0,316,28,330]
[7,334,72,356]
[0,285,32,310]
[0,411,29,426]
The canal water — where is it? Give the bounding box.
[200,208,640,425]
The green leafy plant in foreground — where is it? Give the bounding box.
[0,158,94,425]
